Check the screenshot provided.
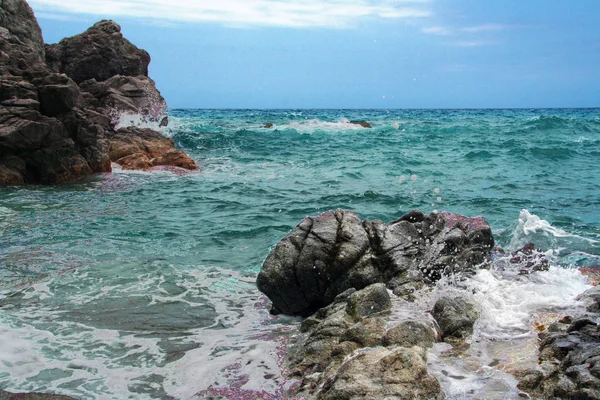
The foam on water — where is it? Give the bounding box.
[0,267,298,399]
[424,211,596,399]
[1,108,600,399]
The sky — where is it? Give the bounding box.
[29,0,600,109]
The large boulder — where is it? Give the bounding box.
[0,0,46,78]
[257,209,494,316]
[0,0,196,184]
[45,20,150,84]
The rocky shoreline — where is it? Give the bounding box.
[0,0,197,185]
[257,209,600,399]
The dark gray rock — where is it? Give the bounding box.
[0,390,76,400]
[0,0,46,78]
[33,73,81,117]
[349,120,372,128]
[577,286,600,313]
[432,295,480,339]
[45,20,150,84]
[0,1,196,184]
[257,209,493,316]
[345,283,391,319]
[79,75,166,121]
[516,314,600,399]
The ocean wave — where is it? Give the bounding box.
[529,146,576,159]
[503,210,599,260]
[464,150,495,160]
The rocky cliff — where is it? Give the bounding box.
[0,0,197,185]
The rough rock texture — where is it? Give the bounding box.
[80,75,166,119]
[432,295,480,340]
[0,0,196,184]
[318,347,443,400]
[578,286,600,313]
[109,127,198,171]
[288,284,443,399]
[515,315,600,399]
[0,0,46,78]
[257,209,494,316]
[0,391,75,400]
[45,20,149,84]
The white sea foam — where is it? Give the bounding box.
[509,209,598,252]
[112,112,168,132]
[0,267,297,399]
[425,263,592,399]
[279,118,370,133]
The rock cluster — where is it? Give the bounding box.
[257,209,494,316]
[288,283,445,399]
[515,286,600,399]
[0,0,196,184]
[0,390,75,400]
[258,209,492,399]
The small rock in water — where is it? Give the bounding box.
[432,295,480,340]
[349,120,372,128]
[263,123,274,128]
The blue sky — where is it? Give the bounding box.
[30,0,600,109]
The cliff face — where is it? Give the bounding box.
[0,0,197,185]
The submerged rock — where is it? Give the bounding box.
[349,120,372,128]
[0,390,76,400]
[257,209,493,316]
[0,0,196,185]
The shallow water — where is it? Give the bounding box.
[1,109,599,399]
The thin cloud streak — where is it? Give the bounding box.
[461,23,507,33]
[422,23,509,36]
[29,0,432,29]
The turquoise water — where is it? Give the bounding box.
[1,108,599,399]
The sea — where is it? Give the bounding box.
[1,108,599,399]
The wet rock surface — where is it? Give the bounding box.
[109,127,198,171]
[432,295,480,340]
[288,283,443,399]
[257,209,494,316]
[515,313,600,400]
[0,390,76,400]
[0,0,196,185]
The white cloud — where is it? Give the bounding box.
[453,40,497,47]
[460,23,507,33]
[422,26,451,35]
[423,23,508,36]
[28,0,431,29]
